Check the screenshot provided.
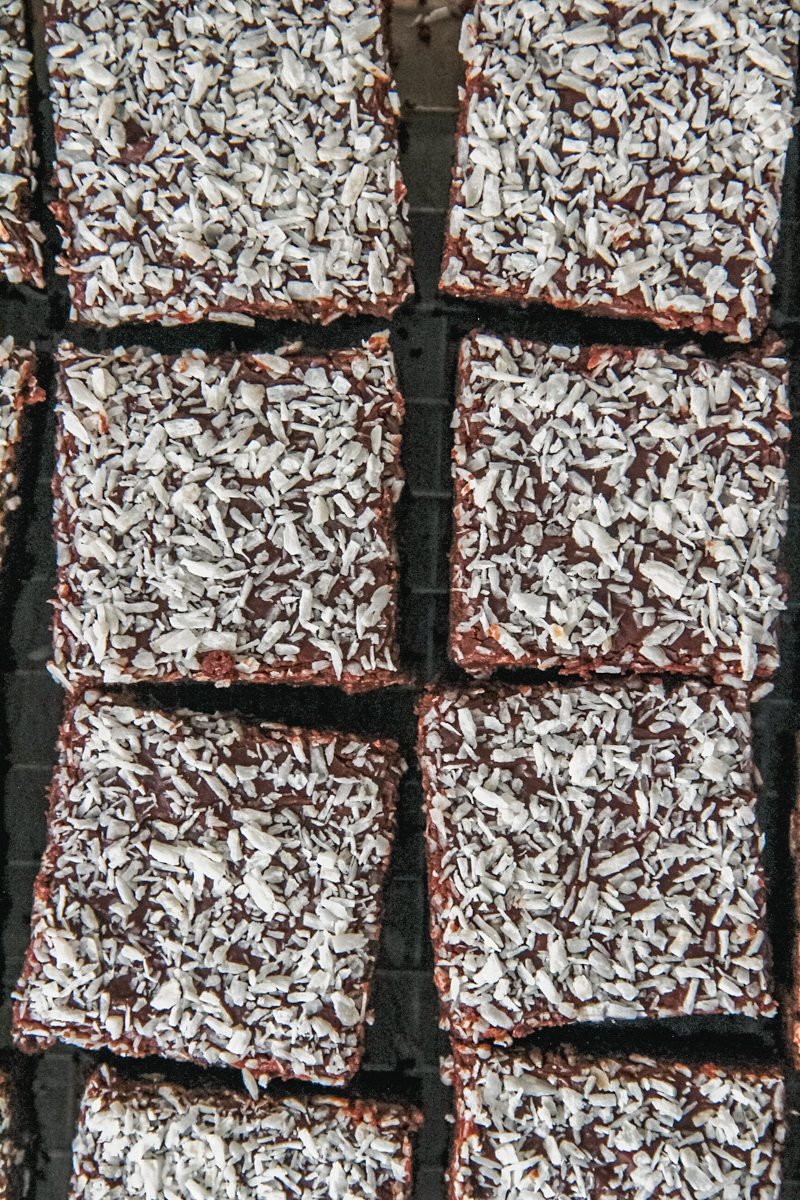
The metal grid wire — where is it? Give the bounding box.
[0,4,799,1199]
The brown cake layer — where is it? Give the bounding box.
[45,0,413,326]
[52,335,405,691]
[440,0,799,339]
[419,680,775,1043]
[451,1044,785,1200]
[14,695,404,1086]
[450,331,789,683]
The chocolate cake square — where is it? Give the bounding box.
[46,0,413,325]
[52,335,404,691]
[450,332,789,683]
[451,1044,784,1200]
[419,680,775,1043]
[440,0,799,339]
[0,1,44,287]
[14,695,404,1086]
[69,1066,421,1200]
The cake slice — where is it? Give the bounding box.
[451,1043,784,1200]
[0,1,44,287]
[440,0,799,339]
[14,695,404,1086]
[0,338,43,568]
[69,1065,421,1200]
[450,331,789,683]
[0,1071,29,1200]
[46,0,413,325]
[52,335,404,691]
[419,680,775,1043]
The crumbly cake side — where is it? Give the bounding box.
[440,0,800,339]
[46,0,413,325]
[14,696,404,1086]
[52,335,404,690]
[0,0,44,287]
[420,680,775,1043]
[69,1066,421,1200]
[0,338,43,568]
[450,1043,785,1200]
[450,330,789,683]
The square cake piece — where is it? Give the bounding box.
[52,335,404,691]
[440,0,799,339]
[451,1044,785,1200]
[0,338,43,568]
[419,680,775,1043]
[14,695,404,1086]
[0,1071,28,1200]
[0,0,44,288]
[70,1066,421,1200]
[46,0,413,326]
[451,332,789,683]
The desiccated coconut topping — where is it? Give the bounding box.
[46,0,413,326]
[440,0,800,339]
[0,337,42,566]
[450,331,789,684]
[419,680,775,1043]
[70,1066,421,1200]
[0,0,44,287]
[451,1044,785,1200]
[13,695,404,1087]
[51,335,404,691]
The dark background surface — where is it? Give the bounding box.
[1,2,800,1197]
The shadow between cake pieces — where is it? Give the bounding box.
[0,1,45,288]
[45,0,413,326]
[13,694,404,1086]
[67,1065,422,1200]
[0,338,44,572]
[418,680,775,1043]
[440,0,799,339]
[450,331,789,683]
[50,334,405,691]
[449,1044,784,1200]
